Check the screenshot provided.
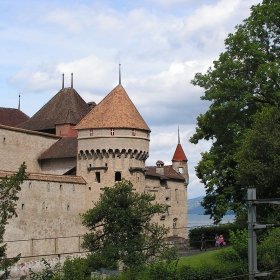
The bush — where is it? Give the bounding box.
[188,224,242,249]
[258,228,280,272]
[228,229,248,261]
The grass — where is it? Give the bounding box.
[176,246,244,272]
[177,249,222,268]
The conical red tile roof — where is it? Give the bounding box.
[172,144,187,161]
[75,85,150,131]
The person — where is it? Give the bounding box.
[215,233,220,249]
[200,233,206,251]
[17,262,28,280]
[218,235,225,249]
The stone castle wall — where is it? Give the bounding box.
[0,126,59,173]
[77,128,150,208]
[145,177,188,239]
[4,175,88,261]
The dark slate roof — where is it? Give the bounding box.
[146,165,185,181]
[17,87,91,132]
[0,107,30,127]
[75,85,150,131]
[172,144,188,161]
[38,137,77,160]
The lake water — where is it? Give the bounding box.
[188,214,236,229]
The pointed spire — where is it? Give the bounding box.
[71,73,73,88]
[178,126,180,144]
[18,93,20,110]
[119,64,121,85]
[62,73,64,89]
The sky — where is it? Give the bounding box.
[1,0,261,199]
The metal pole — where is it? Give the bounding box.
[248,188,257,279]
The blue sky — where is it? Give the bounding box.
[1,0,260,198]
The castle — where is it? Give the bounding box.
[0,73,188,260]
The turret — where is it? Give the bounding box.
[172,128,189,186]
[75,82,151,206]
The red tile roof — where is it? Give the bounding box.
[0,108,30,127]
[38,137,77,160]
[0,124,60,138]
[75,85,150,131]
[0,170,86,184]
[146,165,185,181]
[17,87,91,132]
[172,144,187,161]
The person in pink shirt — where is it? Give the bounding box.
[218,235,225,249]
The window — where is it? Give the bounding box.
[21,204,25,211]
[42,202,45,210]
[110,128,115,136]
[96,172,101,183]
[173,218,178,228]
[47,183,50,192]
[132,129,136,136]
[160,215,166,220]
[90,129,93,136]
[29,182,32,189]
[179,167,183,174]
[72,184,75,192]
[147,132,150,138]
[67,205,70,212]
[59,184,63,191]
[175,189,178,202]
[115,172,121,181]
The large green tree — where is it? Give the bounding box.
[0,163,28,279]
[81,179,177,270]
[190,0,280,223]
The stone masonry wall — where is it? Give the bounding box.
[0,126,59,173]
[4,177,88,261]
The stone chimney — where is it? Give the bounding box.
[156,160,164,175]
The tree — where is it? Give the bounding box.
[190,0,280,223]
[0,163,28,279]
[81,179,178,270]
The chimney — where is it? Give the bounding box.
[156,160,165,175]
[62,73,64,89]
[71,73,73,88]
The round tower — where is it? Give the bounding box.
[172,128,189,186]
[75,84,151,207]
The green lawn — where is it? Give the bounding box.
[177,249,222,268]
[177,247,244,272]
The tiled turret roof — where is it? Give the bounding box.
[0,108,30,127]
[75,85,150,131]
[17,87,91,132]
[172,144,188,161]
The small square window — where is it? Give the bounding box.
[115,172,121,181]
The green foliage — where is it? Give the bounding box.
[82,179,178,269]
[29,259,61,280]
[188,223,240,249]
[258,228,280,272]
[0,163,28,279]
[190,0,280,223]
[228,229,248,261]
